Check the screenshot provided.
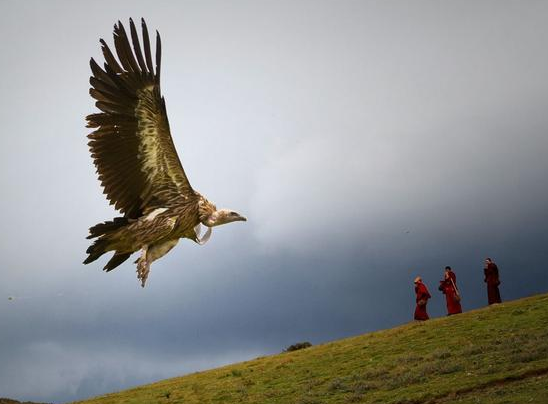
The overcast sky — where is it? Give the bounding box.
[1,1,548,402]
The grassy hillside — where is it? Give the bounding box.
[72,293,548,404]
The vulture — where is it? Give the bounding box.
[84,19,246,287]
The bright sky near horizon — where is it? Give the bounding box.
[1,1,548,402]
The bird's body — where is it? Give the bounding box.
[84,19,245,286]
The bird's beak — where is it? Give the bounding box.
[222,210,247,224]
[230,211,247,222]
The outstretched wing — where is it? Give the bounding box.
[87,18,193,219]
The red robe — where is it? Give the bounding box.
[438,271,462,315]
[484,263,502,304]
[414,282,431,321]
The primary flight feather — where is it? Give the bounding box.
[84,19,246,287]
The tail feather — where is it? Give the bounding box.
[83,238,109,264]
[86,217,129,239]
[84,217,130,269]
[104,252,132,272]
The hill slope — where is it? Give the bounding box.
[72,293,548,404]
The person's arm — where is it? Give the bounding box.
[493,264,500,284]
[422,285,432,300]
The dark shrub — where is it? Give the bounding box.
[285,341,313,352]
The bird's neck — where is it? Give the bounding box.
[198,197,217,225]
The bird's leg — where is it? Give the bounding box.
[133,240,179,287]
[136,246,151,288]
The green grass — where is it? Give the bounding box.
[70,293,548,404]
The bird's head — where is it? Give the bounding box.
[202,209,247,227]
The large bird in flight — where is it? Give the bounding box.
[84,19,246,287]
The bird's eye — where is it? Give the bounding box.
[230,212,238,216]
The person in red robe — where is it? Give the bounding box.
[438,266,462,315]
[484,258,502,305]
[414,276,431,321]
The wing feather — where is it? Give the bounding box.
[87,19,193,219]
[129,18,148,72]
[141,18,155,75]
[113,21,139,73]
[89,58,116,88]
[99,39,123,74]
[155,30,162,82]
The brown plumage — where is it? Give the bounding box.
[84,19,246,287]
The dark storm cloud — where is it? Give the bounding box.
[1,0,547,402]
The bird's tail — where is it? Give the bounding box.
[86,217,129,240]
[83,217,132,271]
